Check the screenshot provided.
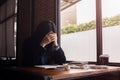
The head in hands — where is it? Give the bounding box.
[33,20,58,48]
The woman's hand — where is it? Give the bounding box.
[40,31,58,47]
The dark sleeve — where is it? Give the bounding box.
[22,39,45,66]
[53,47,66,65]
[32,45,45,65]
[22,39,33,66]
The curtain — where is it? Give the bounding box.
[0,0,16,59]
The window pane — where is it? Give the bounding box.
[102,0,120,62]
[60,0,96,62]
[6,18,15,57]
[6,0,15,17]
[0,0,17,59]
[0,23,6,57]
[0,4,6,21]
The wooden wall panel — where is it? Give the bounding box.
[34,0,56,30]
[17,0,32,66]
[17,0,57,66]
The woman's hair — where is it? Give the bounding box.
[32,20,57,43]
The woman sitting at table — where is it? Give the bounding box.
[22,20,66,66]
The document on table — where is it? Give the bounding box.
[35,65,64,69]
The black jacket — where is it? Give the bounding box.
[22,37,66,66]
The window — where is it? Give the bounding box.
[102,0,120,63]
[0,0,17,60]
[60,0,96,62]
[59,0,120,64]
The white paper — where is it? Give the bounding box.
[35,65,64,69]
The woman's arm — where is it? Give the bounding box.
[53,47,66,65]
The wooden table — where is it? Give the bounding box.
[2,65,120,80]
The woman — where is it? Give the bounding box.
[22,20,66,66]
